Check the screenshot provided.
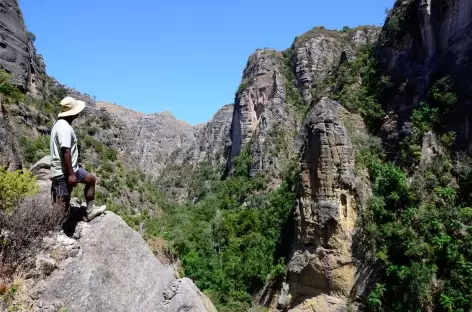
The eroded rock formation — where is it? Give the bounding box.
[276,98,371,312]
[227,49,298,179]
[195,104,234,169]
[0,98,21,170]
[226,27,380,183]
[0,0,44,95]
[95,101,234,176]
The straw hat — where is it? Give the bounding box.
[57,96,85,117]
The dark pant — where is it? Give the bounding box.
[51,168,90,230]
[51,168,90,198]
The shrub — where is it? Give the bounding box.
[103,147,117,162]
[429,76,458,119]
[329,43,386,132]
[0,169,57,278]
[0,168,39,216]
[87,127,98,136]
[27,31,36,42]
[2,196,60,271]
[361,146,472,311]
[19,135,50,165]
[235,78,254,96]
[0,70,24,101]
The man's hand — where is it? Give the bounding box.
[68,174,78,187]
[62,147,76,187]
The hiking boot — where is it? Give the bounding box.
[86,205,106,221]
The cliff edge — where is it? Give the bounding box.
[30,210,216,312]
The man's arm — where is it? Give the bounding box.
[62,147,77,187]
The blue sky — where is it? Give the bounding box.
[19,0,394,125]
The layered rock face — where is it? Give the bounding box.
[227,27,380,181]
[0,98,21,170]
[96,101,198,175]
[276,98,371,312]
[0,0,44,95]
[194,104,234,169]
[378,0,472,149]
[293,27,379,103]
[381,0,472,78]
[95,101,234,176]
[227,49,297,178]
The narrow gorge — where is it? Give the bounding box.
[1,0,472,311]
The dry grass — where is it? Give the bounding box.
[0,282,9,295]
[147,237,183,277]
[247,305,269,312]
[0,188,64,311]
[5,269,34,311]
[147,237,177,265]
[0,268,36,311]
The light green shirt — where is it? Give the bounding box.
[50,119,79,178]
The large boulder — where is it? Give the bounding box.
[30,155,52,180]
[31,211,217,312]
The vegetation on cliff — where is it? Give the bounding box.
[321,11,472,310]
[3,0,472,310]
[358,80,472,312]
[107,146,297,312]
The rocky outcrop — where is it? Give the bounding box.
[0,0,44,96]
[293,26,379,103]
[420,130,443,165]
[0,98,21,170]
[276,98,371,312]
[30,210,216,312]
[226,27,380,182]
[0,0,96,102]
[30,155,52,179]
[95,101,198,176]
[195,104,233,169]
[227,49,298,179]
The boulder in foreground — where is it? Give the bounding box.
[31,211,216,312]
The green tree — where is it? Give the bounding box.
[0,70,24,101]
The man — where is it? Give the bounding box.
[50,96,106,226]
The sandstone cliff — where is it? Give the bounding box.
[226,26,380,184]
[271,98,371,312]
[227,49,297,180]
[194,104,234,169]
[95,101,198,175]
